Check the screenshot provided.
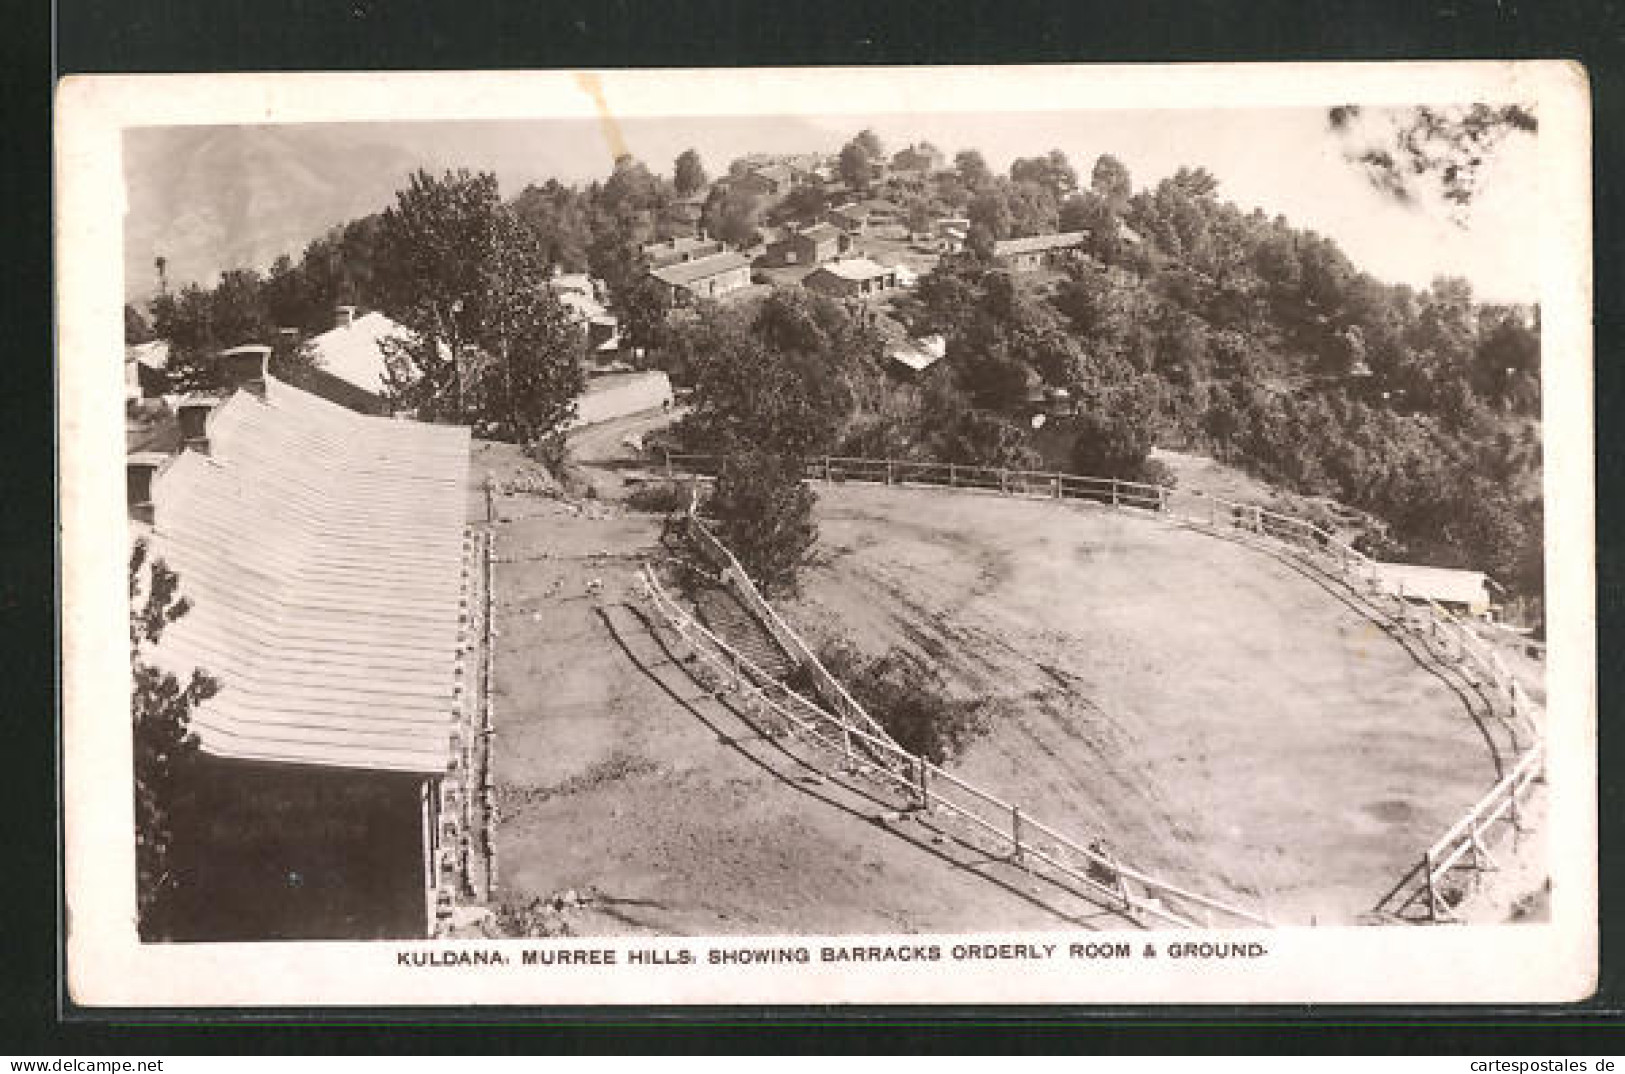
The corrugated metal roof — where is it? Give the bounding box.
[305,311,410,398]
[993,230,1089,257]
[651,251,752,289]
[144,376,471,774]
[811,258,894,282]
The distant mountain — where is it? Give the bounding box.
[123,125,424,302]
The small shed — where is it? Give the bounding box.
[804,258,899,299]
[1368,563,1495,618]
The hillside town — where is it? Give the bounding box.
[123,117,1549,942]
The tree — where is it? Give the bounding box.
[1170,165,1219,198]
[1011,149,1078,199]
[701,186,763,249]
[477,211,587,443]
[703,449,819,596]
[838,140,873,190]
[1091,154,1133,208]
[375,169,584,437]
[773,184,830,226]
[955,149,994,192]
[125,304,155,344]
[853,129,885,159]
[129,538,218,940]
[674,148,708,197]
[613,269,674,362]
[1070,380,1160,480]
[601,154,663,213]
[149,269,322,394]
[674,288,868,459]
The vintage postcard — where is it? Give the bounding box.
[57,62,1594,1007]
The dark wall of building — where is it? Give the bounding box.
[163,759,428,941]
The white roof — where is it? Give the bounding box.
[127,340,170,371]
[547,273,596,298]
[1368,562,1491,607]
[144,377,471,773]
[558,290,614,326]
[305,310,411,398]
[816,258,894,282]
[887,335,945,372]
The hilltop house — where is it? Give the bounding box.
[803,258,900,300]
[890,143,945,175]
[759,222,849,268]
[933,217,971,253]
[651,250,753,305]
[545,274,620,358]
[643,234,726,270]
[301,306,413,414]
[733,163,797,199]
[992,231,1090,272]
[829,199,903,234]
[128,345,474,940]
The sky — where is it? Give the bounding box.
[125,106,1542,304]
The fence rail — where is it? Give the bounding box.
[659,450,1546,924]
[639,563,1269,929]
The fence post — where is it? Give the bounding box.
[824,455,832,483]
[949,463,958,487]
[1052,473,1062,500]
[1110,479,1119,508]
[1011,806,1025,863]
[1158,486,1168,513]
[1000,468,1009,495]
[664,450,673,479]
[485,474,494,523]
[916,757,930,809]
[1423,850,1442,921]
[885,459,894,486]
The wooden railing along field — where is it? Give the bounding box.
[638,557,1272,930]
[659,451,1547,923]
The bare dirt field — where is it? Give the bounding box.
[479,429,1139,936]
[779,483,1514,924]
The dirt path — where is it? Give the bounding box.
[782,484,1509,925]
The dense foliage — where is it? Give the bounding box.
[130,538,218,940]
[703,450,820,597]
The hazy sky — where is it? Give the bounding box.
[128,107,1542,303]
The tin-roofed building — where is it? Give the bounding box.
[803,257,899,299]
[992,230,1090,272]
[1366,562,1495,618]
[650,250,753,305]
[131,348,476,940]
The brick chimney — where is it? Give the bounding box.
[126,452,169,523]
[218,344,271,399]
[334,305,358,329]
[177,395,216,454]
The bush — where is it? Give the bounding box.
[1136,456,1178,489]
[808,639,988,766]
[626,480,690,514]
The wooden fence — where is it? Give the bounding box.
[682,512,902,756]
[660,450,1548,923]
[638,562,1272,930]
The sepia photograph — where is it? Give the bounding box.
[58,63,1595,1006]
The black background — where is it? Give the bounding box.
[10,0,1623,1053]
